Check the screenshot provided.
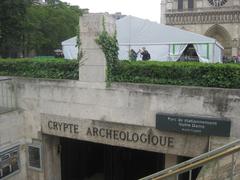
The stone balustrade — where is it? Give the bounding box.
[166,10,240,25]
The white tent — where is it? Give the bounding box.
[62,16,223,62]
[61,37,78,60]
[117,16,223,63]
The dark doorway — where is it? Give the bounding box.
[178,44,199,62]
[60,138,165,180]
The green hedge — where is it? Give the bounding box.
[1,59,240,88]
[112,61,240,88]
[0,58,79,79]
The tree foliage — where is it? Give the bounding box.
[24,2,81,56]
[0,0,30,58]
[96,17,119,86]
[0,0,82,58]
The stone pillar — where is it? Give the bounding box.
[165,154,178,180]
[79,13,116,82]
[232,38,238,56]
[43,135,61,180]
[160,0,166,24]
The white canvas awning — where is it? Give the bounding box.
[117,16,223,63]
[62,16,223,63]
[61,36,78,60]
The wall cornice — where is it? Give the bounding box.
[166,9,240,25]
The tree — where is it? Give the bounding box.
[0,0,82,58]
[0,0,30,58]
[23,2,82,56]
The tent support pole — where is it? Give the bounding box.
[212,43,215,63]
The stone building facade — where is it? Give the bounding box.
[161,0,240,57]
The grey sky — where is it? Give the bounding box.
[62,0,162,23]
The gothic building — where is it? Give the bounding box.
[161,0,240,56]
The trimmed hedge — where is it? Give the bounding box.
[112,61,240,88]
[1,58,240,88]
[0,58,79,79]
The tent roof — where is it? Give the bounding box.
[116,16,221,47]
[62,36,77,46]
[61,16,223,49]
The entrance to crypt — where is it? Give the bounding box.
[60,137,164,180]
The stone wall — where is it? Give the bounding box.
[14,78,240,146]
[8,76,240,179]
[2,77,240,180]
[79,13,115,83]
[197,137,240,180]
[0,111,27,180]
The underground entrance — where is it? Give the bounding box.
[60,138,201,180]
[60,137,165,180]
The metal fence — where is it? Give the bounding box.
[139,140,240,180]
[0,78,16,113]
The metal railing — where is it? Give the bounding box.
[0,78,16,113]
[139,139,240,180]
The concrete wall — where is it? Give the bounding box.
[42,135,61,180]
[79,13,115,83]
[8,77,239,179]
[0,111,27,180]
[1,77,239,180]
[14,78,240,140]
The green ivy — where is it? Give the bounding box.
[95,17,119,86]
[76,18,84,63]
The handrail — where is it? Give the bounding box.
[139,139,240,180]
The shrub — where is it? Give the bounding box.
[112,61,240,88]
[0,58,79,79]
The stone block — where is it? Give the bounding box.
[41,113,209,157]
[79,13,115,82]
[79,65,106,82]
[81,49,106,66]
